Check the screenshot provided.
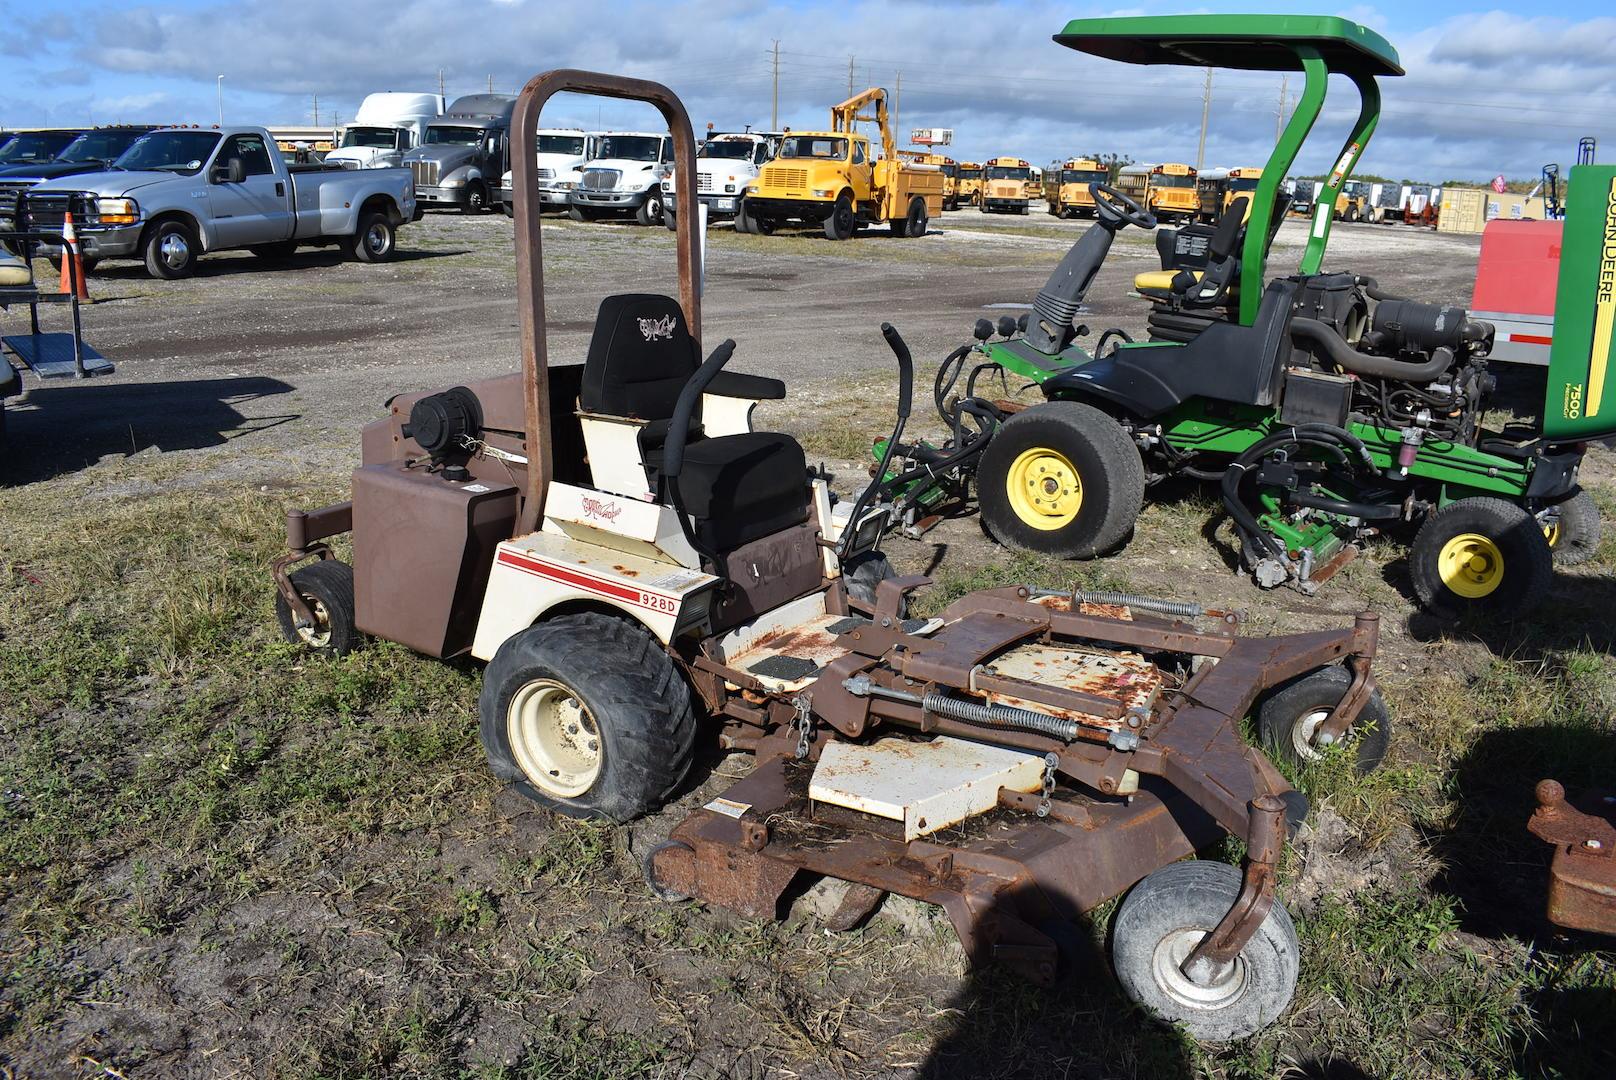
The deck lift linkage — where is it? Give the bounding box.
[269,66,1396,1040]
[868,15,1615,619]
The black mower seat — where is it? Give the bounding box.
[579,293,810,552]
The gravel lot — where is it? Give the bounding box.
[4,208,1483,488]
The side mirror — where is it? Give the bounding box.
[214,157,245,184]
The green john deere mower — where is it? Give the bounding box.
[872,15,1613,618]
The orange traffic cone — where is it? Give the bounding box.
[59,211,90,299]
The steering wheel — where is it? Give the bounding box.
[1090,182,1157,230]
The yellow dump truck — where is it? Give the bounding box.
[1194,166,1262,222]
[954,161,983,208]
[980,156,1035,214]
[1116,161,1198,223]
[1045,157,1109,218]
[744,88,944,239]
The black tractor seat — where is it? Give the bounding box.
[579,293,809,552]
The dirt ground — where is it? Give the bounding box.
[2,207,1613,1079]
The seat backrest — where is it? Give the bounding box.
[579,293,699,419]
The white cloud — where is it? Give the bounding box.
[4,1,1614,182]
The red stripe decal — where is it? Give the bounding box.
[1508,333,1553,345]
[497,550,649,607]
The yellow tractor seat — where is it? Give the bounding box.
[0,250,31,287]
[1134,268,1201,293]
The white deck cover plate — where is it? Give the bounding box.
[809,736,1044,840]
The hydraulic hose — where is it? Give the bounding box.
[1220,423,1382,562]
[840,323,914,561]
[1290,317,1455,382]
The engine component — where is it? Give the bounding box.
[402,386,483,462]
[1366,299,1492,356]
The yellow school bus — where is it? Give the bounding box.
[1116,161,1198,223]
[1195,166,1263,222]
[1045,157,1109,218]
[901,151,964,209]
[981,156,1034,214]
[954,161,983,207]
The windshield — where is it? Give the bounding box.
[779,136,846,160]
[958,166,981,179]
[1229,176,1261,192]
[424,125,483,146]
[700,140,754,160]
[596,135,663,161]
[59,130,149,164]
[0,132,77,164]
[1154,172,1195,188]
[1061,169,1107,184]
[114,131,222,174]
[986,166,1031,180]
[537,134,586,156]
[341,126,399,149]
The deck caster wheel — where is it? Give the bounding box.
[1111,861,1299,1041]
[977,401,1144,559]
[643,839,694,903]
[479,612,696,822]
[1256,665,1391,773]
[274,560,357,655]
[1539,489,1601,566]
[1410,497,1551,618]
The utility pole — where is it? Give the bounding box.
[1195,67,1212,170]
[848,55,855,96]
[311,93,319,127]
[1276,75,1289,140]
[438,69,446,98]
[771,40,780,130]
[487,74,494,93]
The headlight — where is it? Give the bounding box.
[661,181,673,192]
[555,181,575,191]
[812,188,835,198]
[93,197,139,226]
[745,185,759,195]
[440,177,466,188]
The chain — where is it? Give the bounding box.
[792,695,815,760]
[1036,752,1058,818]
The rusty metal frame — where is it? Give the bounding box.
[1529,779,1616,935]
[272,503,353,628]
[510,70,702,535]
[652,592,1383,981]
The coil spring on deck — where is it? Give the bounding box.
[1072,590,1202,619]
[921,691,1081,741]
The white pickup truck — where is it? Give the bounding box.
[497,128,598,216]
[25,126,416,279]
[660,129,782,229]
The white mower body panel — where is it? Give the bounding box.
[472,531,717,658]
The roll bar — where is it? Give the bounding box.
[510,70,701,534]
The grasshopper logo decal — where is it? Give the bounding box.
[637,314,677,342]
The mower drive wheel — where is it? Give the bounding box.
[1410,497,1552,618]
[1539,489,1602,567]
[479,612,696,822]
[1111,860,1299,1042]
[977,401,1144,559]
[274,559,357,656]
[1256,665,1391,774]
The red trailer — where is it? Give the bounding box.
[1471,218,1562,366]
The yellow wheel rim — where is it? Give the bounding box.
[1007,447,1083,530]
[1542,518,1562,548]
[1437,532,1505,598]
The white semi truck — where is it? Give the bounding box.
[660,129,782,229]
[497,129,599,216]
[325,92,446,170]
[568,132,672,226]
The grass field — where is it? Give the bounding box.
[3,385,1614,1079]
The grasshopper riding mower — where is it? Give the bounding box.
[871,15,1612,618]
[271,70,1395,1040]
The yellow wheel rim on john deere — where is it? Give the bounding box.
[1007,447,1083,530]
[1542,518,1561,548]
[1437,532,1505,598]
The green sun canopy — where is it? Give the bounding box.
[1054,14,1403,78]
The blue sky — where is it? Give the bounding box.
[4,1,1613,182]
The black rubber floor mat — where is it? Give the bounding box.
[827,616,868,635]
